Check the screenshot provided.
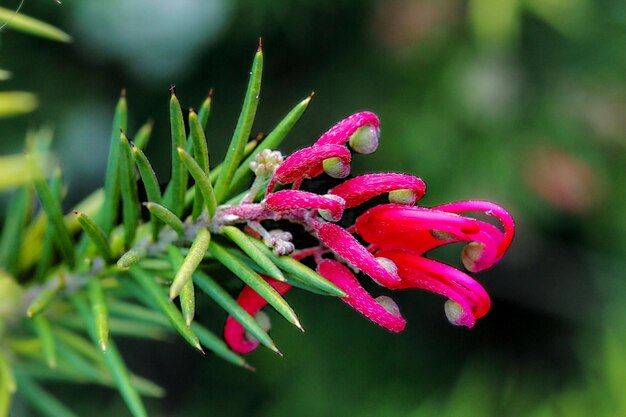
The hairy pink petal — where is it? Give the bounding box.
[379,250,491,327]
[329,173,426,208]
[224,277,292,354]
[317,260,406,332]
[433,200,515,260]
[267,144,351,193]
[263,190,345,221]
[315,112,380,148]
[316,222,401,287]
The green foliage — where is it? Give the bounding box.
[0,47,335,416]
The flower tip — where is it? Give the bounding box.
[322,157,350,179]
[388,189,418,205]
[375,257,398,278]
[375,295,402,318]
[444,299,474,328]
[348,125,379,154]
[461,242,486,272]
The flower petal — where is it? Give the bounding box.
[316,222,401,287]
[317,260,406,332]
[329,173,426,208]
[267,144,351,193]
[224,277,292,354]
[263,190,345,222]
[315,112,380,154]
[378,250,491,327]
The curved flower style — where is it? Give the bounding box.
[219,110,515,354]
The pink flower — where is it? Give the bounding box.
[263,190,345,222]
[224,276,292,354]
[328,173,426,208]
[314,111,380,154]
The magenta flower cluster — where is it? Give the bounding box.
[220,111,514,354]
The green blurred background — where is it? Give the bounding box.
[2,0,626,416]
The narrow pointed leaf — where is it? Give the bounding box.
[119,133,140,247]
[0,186,31,275]
[190,322,250,369]
[53,327,103,365]
[0,353,14,417]
[231,93,312,194]
[188,110,211,219]
[87,278,110,351]
[108,300,170,327]
[214,45,263,203]
[222,226,284,281]
[208,241,302,331]
[178,148,217,218]
[193,270,279,354]
[27,276,64,317]
[117,248,147,270]
[132,120,154,150]
[74,211,113,263]
[250,238,345,297]
[130,268,203,352]
[100,92,127,235]
[144,202,184,236]
[167,247,199,326]
[71,297,147,417]
[34,170,64,280]
[27,155,75,268]
[131,145,162,239]
[169,228,210,300]
[13,375,79,417]
[0,7,71,42]
[165,90,187,216]
[31,314,56,368]
[196,89,212,128]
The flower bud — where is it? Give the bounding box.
[250,149,284,176]
[388,189,417,205]
[318,194,345,222]
[375,295,401,318]
[245,311,271,343]
[322,157,350,178]
[461,242,485,272]
[348,125,379,154]
[444,299,466,326]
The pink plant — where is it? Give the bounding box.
[219,111,514,354]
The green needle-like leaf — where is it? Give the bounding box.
[108,300,170,328]
[214,43,263,203]
[14,375,79,417]
[130,268,203,353]
[250,239,346,297]
[0,7,71,42]
[165,89,187,217]
[132,145,162,240]
[230,93,313,195]
[143,202,184,237]
[31,314,57,368]
[190,323,251,369]
[222,226,284,281]
[169,228,211,300]
[27,155,75,268]
[196,89,212,128]
[34,169,64,281]
[188,110,211,219]
[0,186,31,275]
[87,278,109,352]
[74,211,113,263]
[119,132,140,247]
[0,353,14,417]
[0,91,38,118]
[27,275,64,317]
[100,92,128,235]
[193,270,280,355]
[167,247,198,326]
[177,147,217,218]
[132,120,154,150]
[72,297,147,417]
[117,248,147,270]
[208,241,303,331]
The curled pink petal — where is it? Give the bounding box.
[263,190,345,221]
[433,200,515,260]
[378,250,491,327]
[315,112,380,153]
[329,173,426,208]
[224,277,292,354]
[316,222,401,287]
[317,260,406,332]
[267,144,351,193]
